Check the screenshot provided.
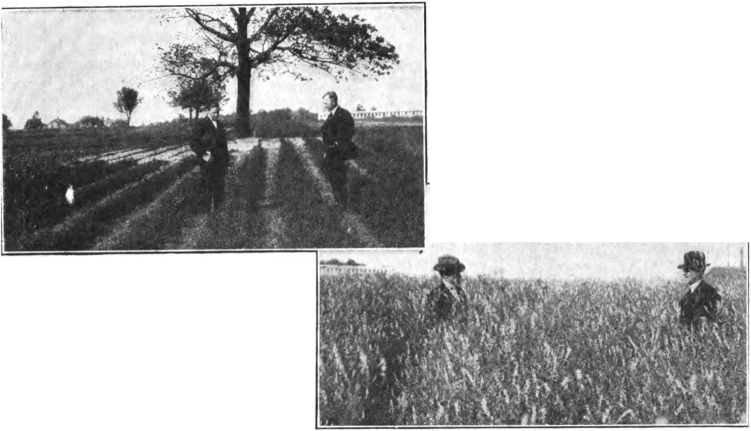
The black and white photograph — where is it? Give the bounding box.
[318,243,748,426]
[2,1,750,430]
[2,4,425,252]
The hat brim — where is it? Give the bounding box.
[434,263,466,273]
[677,263,711,269]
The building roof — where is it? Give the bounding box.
[47,117,69,126]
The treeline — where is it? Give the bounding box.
[250,108,319,138]
[3,107,322,139]
[321,258,365,267]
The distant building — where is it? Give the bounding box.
[47,118,70,129]
[320,264,389,275]
[318,109,423,121]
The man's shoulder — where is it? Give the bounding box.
[336,107,353,119]
[698,280,719,294]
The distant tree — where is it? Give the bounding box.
[371,106,377,111]
[293,108,318,122]
[77,115,105,128]
[162,7,400,137]
[109,119,129,129]
[167,75,227,122]
[3,114,12,131]
[356,104,365,112]
[24,111,45,130]
[113,87,142,126]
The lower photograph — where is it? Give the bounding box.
[317,243,748,426]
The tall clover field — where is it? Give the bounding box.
[318,270,747,426]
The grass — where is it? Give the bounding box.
[3,121,424,250]
[275,139,360,248]
[99,166,204,251]
[16,158,196,251]
[305,125,424,247]
[319,271,747,425]
[3,125,192,250]
[192,147,267,250]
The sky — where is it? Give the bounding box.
[1,5,424,127]
[321,242,749,281]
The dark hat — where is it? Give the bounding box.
[433,254,466,273]
[678,251,711,272]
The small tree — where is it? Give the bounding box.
[356,104,365,112]
[113,87,142,127]
[371,106,377,111]
[3,114,12,131]
[77,115,105,128]
[24,111,45,130]
[168,76,227,122]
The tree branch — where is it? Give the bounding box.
[247,8,279,45]
[185,8,235,43]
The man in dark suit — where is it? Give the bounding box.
[426,254,468,325]
[190,111,230,212]
[320,91,355,208]
[678,251,722,328]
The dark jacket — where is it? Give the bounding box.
[426,282,468,323]
[321,106,355,158]
[679,279,721,327]
[191,117,229,171]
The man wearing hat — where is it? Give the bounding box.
[677,251,722,328]
[191,109,230,212]
[427,255,468,323]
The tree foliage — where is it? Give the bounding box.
[24,111,45,130]
[320,258,364,266]
[162,6,400,136]
[356,104,365,112]
[3,114,12,131]
[113,87,142,126]
[77,115,105,128]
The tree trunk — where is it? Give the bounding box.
[126,111,131,127]
[235,8,252,137]
[189,108,193,123]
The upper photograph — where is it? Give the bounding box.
[2,4,425,253]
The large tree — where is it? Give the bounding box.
[3,114,12,131]
[113,87,142,127]
[164,6,399,137]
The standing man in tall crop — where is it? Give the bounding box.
[426,254,468,325]
[191,109,230,212]
[677,251,722,328]
[320,91,355,210]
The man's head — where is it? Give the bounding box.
[322,91,338,112]
[434,255,466,286]
[678,251,710,284]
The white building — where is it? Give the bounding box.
[47,118,70,129]
[318,109,424,121]
[320,264,389,275]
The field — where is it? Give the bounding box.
[318,269,747,425]
[2,120,424,251]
